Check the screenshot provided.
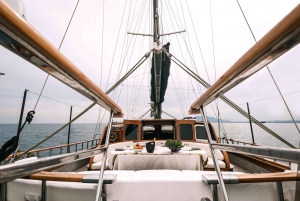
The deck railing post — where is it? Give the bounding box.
[0,182,7,201]
[247,102,255,144]
[95,110,114,201]
[41,180,47,201]
[67,105,73,153]
[295,143,300,200]
[276,182,284,201]
[212,184,218,201]
[200,106,229,201]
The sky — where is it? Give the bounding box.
[0,0,299,125]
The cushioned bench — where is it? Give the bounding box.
[187,142,231,170]
[8,170,293,201]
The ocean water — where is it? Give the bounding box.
[1,123,299,158]
[212,123,300,148]
[0,123,104,157]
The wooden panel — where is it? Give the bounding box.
[236,172,297,183]
[175,120,195,141]
[142,119,176,126]
[122,120,142,141]
[30,172,86,182]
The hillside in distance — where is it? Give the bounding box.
[189,116,300,123]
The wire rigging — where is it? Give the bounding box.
[1,1,87,163]
[236,0,300,135]
[93,0,129,138]
[9,0,81,162]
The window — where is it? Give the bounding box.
[179,124,193,140]
[125,124,138,140]
[195,125,208,140]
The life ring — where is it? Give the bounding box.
[109,132,117,142]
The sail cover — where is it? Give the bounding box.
[150,42,171,103]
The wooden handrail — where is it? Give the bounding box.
[30,171,298,183]
[0,0,123,117]
[30,172,86,182]
[236,172,297,183]
[189,4,300,112]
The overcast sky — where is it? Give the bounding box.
[0,0,299,125]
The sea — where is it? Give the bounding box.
[0,123,105,158]
[0,123,299,158]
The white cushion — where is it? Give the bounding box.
[7,170,285,201]
[78,170,136,180]
[93,154,103,163]
[214,149,224,161]
[205,157,226,169]
[15,157,38,164]
[131,170,185,181]
[188,143,224,160]
[88,158,109,170]
[181,170,244,180]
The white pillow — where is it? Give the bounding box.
[93,154,103,163]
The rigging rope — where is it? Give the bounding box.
[8,0,81,162]
[128,14,148,118]
[236,0,300,135]
[162,110,178,119]
[164,3,191,114]
[116,0,147,106]
[167,0,227,136]
[165,51,295,148]
[94,0,106,137]
[208,0,226,139]
[15,102,96,161]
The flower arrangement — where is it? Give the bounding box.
[165,139,184,152]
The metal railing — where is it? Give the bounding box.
[211,143,300,164]
[0,147,106,184]
[219,137,259,146]
[16,138,99,159]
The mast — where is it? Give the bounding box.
[152,0,162,119]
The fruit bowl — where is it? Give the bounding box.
[133,148,142,153]
[133,143,143,153]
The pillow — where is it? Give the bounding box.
[93,154,103,163]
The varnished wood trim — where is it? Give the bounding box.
[231,153,290,172]
[122,120,142,141]
[208,122,219,142]
[30,172,85,182]
[88,156,94,170]
[221,150,230,169]
[236,172,297,183]
[98,125,108,146]
[176,120,196,140]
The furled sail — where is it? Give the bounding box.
[150,42,171,104]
